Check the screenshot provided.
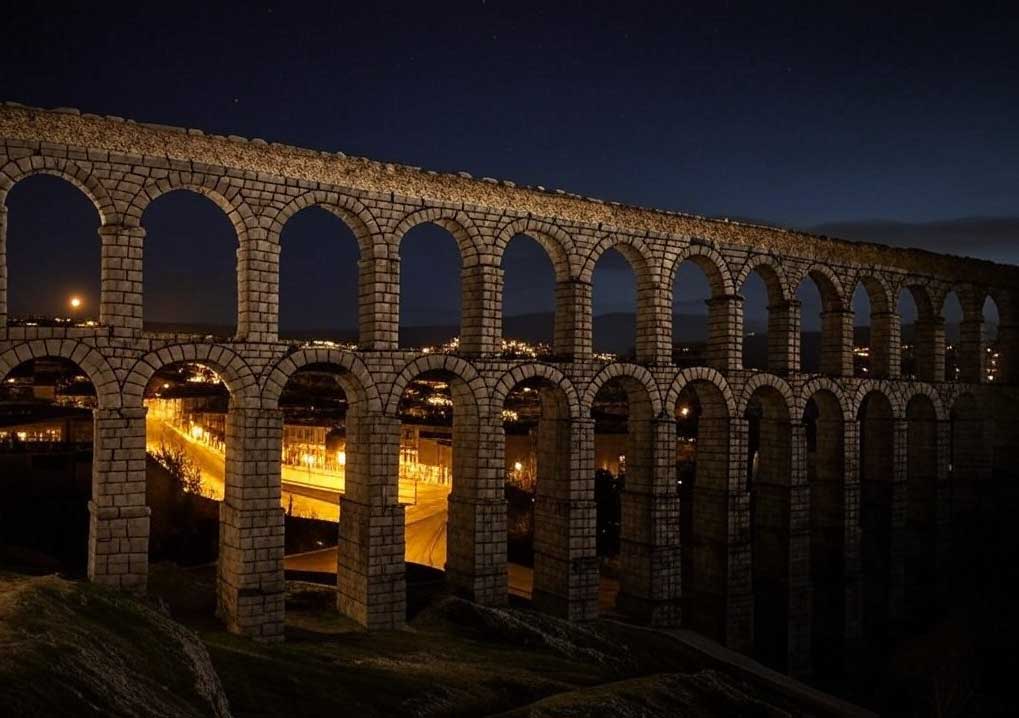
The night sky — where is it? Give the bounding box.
[1,1,1016,341]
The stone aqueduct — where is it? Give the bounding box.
[1,104,1016,674]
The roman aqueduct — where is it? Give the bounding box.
[1,104,1016,675]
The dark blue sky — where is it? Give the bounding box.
[1,1,1016,336]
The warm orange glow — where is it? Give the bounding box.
[190,425,204,440]
[69,296,82,309]
[513,461,523,472]
[337,450,346,466]
[679,406,690,417]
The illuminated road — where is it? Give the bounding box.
[146,417,337,519]
[147,417,618,608]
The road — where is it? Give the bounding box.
[146,417,335,519]
[148,417,619,609]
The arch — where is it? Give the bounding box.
[666,367,736,418]
[122,343,259,408]
[665,243,736,296]
[794,264,848,311]
[901,383,947,422]
[0,339,120,408]
[735,255,792,304]
[851,272,894,315]
[127,175,254,245]
[0,157,118,225]
[742,376,795,669]
[392,207,485,267]
[262,347,381,413]
[494,217,577,281]
[268,190,380,259]
[801,377,849,676]
[797,376,850,420]
[491,363,581,419]
[851,380,905,420]
[898,280,936,321]
[581,232,658,285]
[583,363,663,418]
[736,373,795,418]
[386,354,486,416]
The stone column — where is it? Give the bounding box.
[636,282,672,365]
[705,294,743,373]
[338,411,405,629]
[724,417,753,655]
[767,299,800,375]
[617,418,681,626]
[554,279,592,361]
[218,408,285,641]
[89,407,149,592]
[870,311,901,379]
[913,316,945,382]
[236,227,277,343]
[447,410,507,605]
[958,318,985,383]
[460,263,502,356]
[842,420,863,657]
[787,422,812,677]
[820,309,854,376]
[934,419,952,602]
[358,256,400,350]
[0,205,9,328]
[98,224,145,336]
[888,419,908,626]
[533,416,598,620]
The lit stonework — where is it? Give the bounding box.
[1,103,1017,676]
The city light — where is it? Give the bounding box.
[190,425,204,440]
[69,296,81,310]
[513,461,523,472]
[337,450,346,466]
[679,406,690,417]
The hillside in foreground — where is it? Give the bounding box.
[0,565,854,718]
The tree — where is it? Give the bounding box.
[151,440,205,496]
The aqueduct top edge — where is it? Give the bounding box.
[1,102,1014,287]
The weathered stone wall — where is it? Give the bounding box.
[1,103,1016,676]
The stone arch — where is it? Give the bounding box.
[851,380,905,420]
[0,156,119,225]
[493,217,577,281]
[491,362,581,419]
[0,339,120,408]
[901,383,947,422]
[392,207,485,267]
[795,264,848,311]
[800,376,850,676]
[386,353,487,416]
[736,255,792,304]
[666,367,737,418]
[267,190,380,259]
[942,283,984,321]
[581,232,658,284]
[666,243,736,297]
[898,278,937,320]
[583,362,663,418]
[851,272,895,314]
[127,174,255,245]
[736,373,795,418]
[797,376,851,420]
[261,347,381,413]
[122,343,259,409]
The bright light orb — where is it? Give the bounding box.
[69,296,82,309]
